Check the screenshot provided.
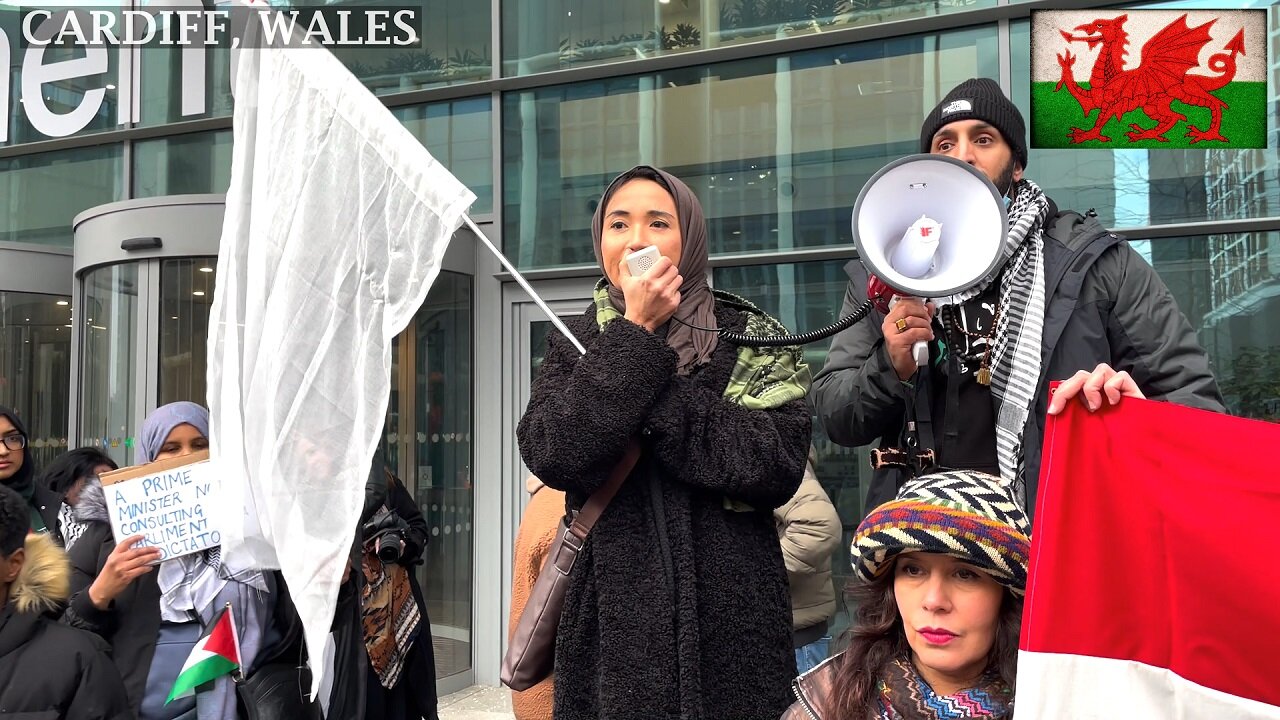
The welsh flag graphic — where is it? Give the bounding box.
[1017,396,1280,717]
[1030,9,1267,149]
[166,603,242,704]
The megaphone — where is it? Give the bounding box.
[719,154,1008,351]
[852,154,1009,366]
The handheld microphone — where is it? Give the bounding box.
[625,246,661,277]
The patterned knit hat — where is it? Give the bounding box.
[919,78,1028,170]
[851,470,1031,596]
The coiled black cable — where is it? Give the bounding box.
[673,299,876,347]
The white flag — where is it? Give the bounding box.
[206,36,475,700]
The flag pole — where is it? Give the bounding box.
[462,215,588,357]
[226,601,245,684]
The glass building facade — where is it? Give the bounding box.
[2,0,1278,691]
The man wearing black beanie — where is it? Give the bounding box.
[918,78,1027,196]
[811,77,1225,521]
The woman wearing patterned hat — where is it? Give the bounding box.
[781,470,1029,720]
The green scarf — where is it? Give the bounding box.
[592,278,811,411]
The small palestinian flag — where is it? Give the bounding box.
[1030,9,1267,149]
[166,603,242,704]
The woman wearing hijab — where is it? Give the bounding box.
[0,406,63,544]
[517,166,813,720]
[63,401,275,720]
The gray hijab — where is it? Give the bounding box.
[591,166,718,373]
[138,401,209,463]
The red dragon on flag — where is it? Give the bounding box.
[1052,13,1245,144]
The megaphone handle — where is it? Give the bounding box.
[912,340,928,367]
[888,295,932,367]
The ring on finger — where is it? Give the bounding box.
[895,318,909,333]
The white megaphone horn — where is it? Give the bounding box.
[717,154,1006,349]
[851,154,1008,367]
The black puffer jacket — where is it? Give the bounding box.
[811,205,1226,520]
[0,533,132,719]
[517,301,811,720]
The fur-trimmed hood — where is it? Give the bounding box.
[72,476,112,525]
[10,533,70,615]
[0,531,135,719]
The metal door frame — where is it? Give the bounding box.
[495,277,595,660]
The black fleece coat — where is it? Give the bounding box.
[517,302,811,720]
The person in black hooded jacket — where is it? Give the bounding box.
[0,482,133,719]
[358,467,438,720]
[0,406,63,545]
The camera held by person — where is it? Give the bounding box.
[362,509,409,564]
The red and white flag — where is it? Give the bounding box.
[1018,396,1280,718]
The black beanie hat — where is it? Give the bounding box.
[919,78,1027,170]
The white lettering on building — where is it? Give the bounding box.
[0,0,217,143]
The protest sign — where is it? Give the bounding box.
[98,450,221,562]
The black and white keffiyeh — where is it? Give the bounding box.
[937,179,1051,504]
[158,546,269,623]
[58,502,89,552]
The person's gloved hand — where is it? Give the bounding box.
[387,512,410,531]
[385,513,422,564]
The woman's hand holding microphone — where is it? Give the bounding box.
[618,255,682,333]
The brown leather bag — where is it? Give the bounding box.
[501,440,641,691]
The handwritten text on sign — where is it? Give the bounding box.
[103,455,220,562]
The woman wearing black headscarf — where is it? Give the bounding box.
[0,406,62,544]
[517,166,813,720]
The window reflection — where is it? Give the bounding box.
[79,264,138,467]
[134,132,233,198]
[503,26,1000,269]
[158,259,217,407]
[394,98,493,214]
[414,271,473,678]
[0,291,71,468]
[1136,231,1280,422]
[502,0,996,76]
[0,145,124,247]
[380,270,474,678]
[325,0,491,94]
[138,32,234,127]
[530,321,550,383]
